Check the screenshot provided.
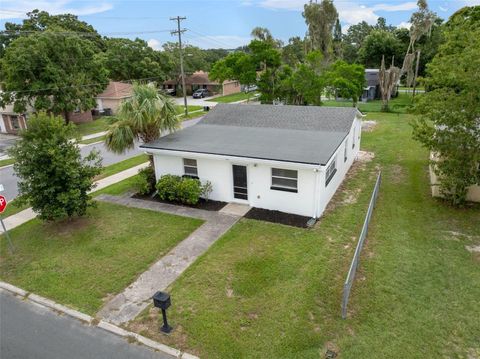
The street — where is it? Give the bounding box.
[0,290,174,359]
[0,141,142,201]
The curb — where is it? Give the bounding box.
[0,281,199,359]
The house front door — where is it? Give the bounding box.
[232,165,248,200]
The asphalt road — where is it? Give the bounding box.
[0,142,142,201]
[0,290,175,359]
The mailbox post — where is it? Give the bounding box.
[152,291,172,333]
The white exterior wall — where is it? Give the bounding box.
[315,117,362,217]
[151,115,362,218]
[153,154,317,217]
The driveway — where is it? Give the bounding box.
[0,289,175,359]
[173,96,217,107]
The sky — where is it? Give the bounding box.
[1,0,478,49]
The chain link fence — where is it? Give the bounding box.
[342,172,382,319]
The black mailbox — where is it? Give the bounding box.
[203,106,210,112]
[153,291,171,310]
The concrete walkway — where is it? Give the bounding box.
[0,163,148,232]
[96,195,241,325]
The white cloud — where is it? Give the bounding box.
[0,1,113,20]
[462,0,480,4]
[185,35,251,49]
[397,21,412,29]
[372,2,417,11]
[258,0,417,27]
[147,39,162,50]
[439,6,448,12]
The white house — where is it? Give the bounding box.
[141,104,363,218]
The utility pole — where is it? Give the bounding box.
[170,16,188,116]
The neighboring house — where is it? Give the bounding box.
[0,103,28,134]
[163,71,241,96]
[361,69,398,102]
[95,81,133,115]
[141,104,362,218]
[0,103,93,134]
[429,152,480,203]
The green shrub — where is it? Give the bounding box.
[136,166,156,195]
[156,175,181,202]
[201,180,213,201]
[177,178,202,205]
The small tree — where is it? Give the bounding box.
[9,112,102,221]
[105,83,180,170]
[378,56,400,112]
[325,60,365,106]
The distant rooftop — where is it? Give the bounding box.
[141,104,361,166]
[96,81,133,99]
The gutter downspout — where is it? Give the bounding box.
[312,167,322,219]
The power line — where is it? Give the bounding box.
[0,29,172,37]
[186,28,238,49]
[0,76,166,96]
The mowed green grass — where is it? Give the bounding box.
[0,202,203,314]
[323,92,415,113]
[208,91,259,103]
[129,113,480,358]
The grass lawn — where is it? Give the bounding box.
[0,202,203,315]
[74,117,111,137]
[323,92,415,113]
[208,92,259,103]
[78,135,106,145]
[0,158,15,168]
[128,112,480,358]
[96,154,148,180]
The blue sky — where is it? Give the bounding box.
[1,0,477,49]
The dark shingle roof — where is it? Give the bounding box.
[141,104,360,166]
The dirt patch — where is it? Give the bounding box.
[390,164,406,184]
[132,193,227,211]
[244,207,311,228]
[356,150,375,163]
[465,245,480,253]
[361,120,377,132]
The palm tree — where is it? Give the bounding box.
[105,83,180,168]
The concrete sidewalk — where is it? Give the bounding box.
[0,162,148,232]
[97,195,242,325]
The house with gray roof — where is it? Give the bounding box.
[141,104,363,218]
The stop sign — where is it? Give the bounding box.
[0,195,7,213]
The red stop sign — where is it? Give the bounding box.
[0,195,7,213]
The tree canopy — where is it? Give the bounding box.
[412,6,480,205]
[0,31,108,122]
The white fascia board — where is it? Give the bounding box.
[145,147,322,171]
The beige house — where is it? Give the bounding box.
[95,81,133,115]
[429,152,480,202]
[0,103,92,135]
[163,71,241,96]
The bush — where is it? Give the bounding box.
[201,180,213,201]
[155,175,203,205]
[9,112,102,221]
[136,166,156,195]
[177,178,202,205]
[156,175,181,202]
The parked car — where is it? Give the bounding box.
[192,89,210,99]
[244,85,258,93]
[164,88,176,96]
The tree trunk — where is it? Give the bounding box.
[64,110,70,124]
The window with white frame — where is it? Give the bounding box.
[325,158,337,186]
[344,138,348,162]
[183,158,198,177]
[271,168,298,192]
